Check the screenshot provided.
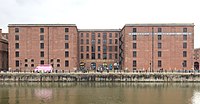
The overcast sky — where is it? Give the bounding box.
[0,0,199,48]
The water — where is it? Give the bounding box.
[0,82,200,104]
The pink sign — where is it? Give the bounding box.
[34,65,52,73]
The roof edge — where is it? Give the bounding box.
[125,23,195,27]
[8,24,77,27]
[78,29,121,32]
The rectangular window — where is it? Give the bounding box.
[31,59,34,62]
[16,60,19,67]
[91,53,95,59]
[98,53,101,59]
[98,46,101,52]
[115,54,118,59]
[158,28,162,32]
[158,35,162,40]
[103,46,107,53]
[183,42,187,48]
[57,64,60,67]
[98,39,101,44]
[25,59,28,62]
[16,51,19,57]
[65,43,69,49]
[40,28,44,33]
[40,51,44,57]
[133,35,137,40]
[65,28,69,32]
[57,59,60,62]
[109,39,112,44]
[158,60,162,67]
[65,34,69,40]
[86,39,89,44]
[40,60,44,65]
[15,35,19,41]
[15,43,19,49]
[109,46,112,52]
[158,43,162,49]
[158,51,162,57]
[103,33,107,39]
[15,28,19,33]
[183,51,187,57]
[103,40,107,44]
[25,64,28,67]
[115,33,118,38]
[115,46,118,52]
[98,33,101,37]
[183,60,187,67]
[81,54,84,59]
[65,60,69,67]
[109,33,112,38]
[65,51,69,57]
[133,43,136,49]
[81,46,84,52]
[183,35,187,40]
[133,28,137,33]
[81,33,84,37]
[133,51,137,57]
[92,33,95,40]
[31,64,34,67]
[40,35,44,41]
[91,46,95,52]
[80,39,84,44]
[86,46,89,52]
[109,53,112,59]
[133,60,137,67]
[40,43,44,49]
[183,28,187,32]
[86,54,89,59]
[103,53,107,59]
[115,39,118,44]
[86,33,89,37]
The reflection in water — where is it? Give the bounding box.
[0,82,200,104]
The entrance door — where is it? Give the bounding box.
[194,62,199,70]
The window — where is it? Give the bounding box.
[40,51,44,57]
[133,43,136,49]
[40,35,44,41]
[65,51,69,57]
[86,46,89,52]
[183,51,187,57]
[16,51,19,57]
[103,53,107,59]
[115,33,118,38]
[31,64,34,67]
[81,33,83,37]
[109,46,112,52]
[91,53,95,59]
[98,46,101,52]
[40,28,44,33]
[115,54,118,59]
[158,43,162,49]
[57,59,60,62]
[25,64,28,67]
[115,39,118,44]
[40,60,44,65]
[50,59,54,63]
[92,33,95,40]
[183,60,187,67]
[183,42,187,48]
[81,54,84,59]
[31,59,34,62]
[133,28,137,33]
[103,46,107,53]
[158,35,162,40]
[40,43,44,49]
[158,60,162,67]
[133,35,137,40]
[103,33,107,39]
[103,40,107,44]
[65,60,69,67]
[25,59,28,62]
[91,46,95,52]
[158,28,162,33]
[86,33,89,37]
[98,53,101,59]
[15,43,19,49]
[86,54,89,59]
[158,51,162,57]
[98,33,100,37]
[109,53,112,59]
[81,46,84,52]
[133,51,137,57]
[98,39,101,44]
[109,33,112,38]
[15,28,19,33]
[86,39,89,44]
[109,39,112,44]
[65,28,69,32]
[183,28,187,32]
[115,46,118,52]
[57,64,60,67]
[133,60,137,67]
[65,43,69,49]
[183,35,187,40]
[80,39,84,44]
[65,34,69,40]
[16,60,19,67]
[15,35,19,41]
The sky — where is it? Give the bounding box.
[0,0,199,48]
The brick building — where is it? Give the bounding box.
[8,23,194,72]
[194,48,200,70]
[0,28,8,71]
[120,23,194,71]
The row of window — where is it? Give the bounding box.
[80,46,118,52]
[15,28,69,33]
[80,39,118,44]
[132,60,187,67]
[15,60,69,67]
[80,32,118,38]
[132,35,187,41]
[132,28,188,33]
[80,53,118,59]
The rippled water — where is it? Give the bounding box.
[0,82,200,104]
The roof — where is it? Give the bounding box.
[8,24,76,27]
[125,23,194,27]
[78,29,121,32]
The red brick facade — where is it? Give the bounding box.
[0,29,8,71]
[194,48,200,70]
